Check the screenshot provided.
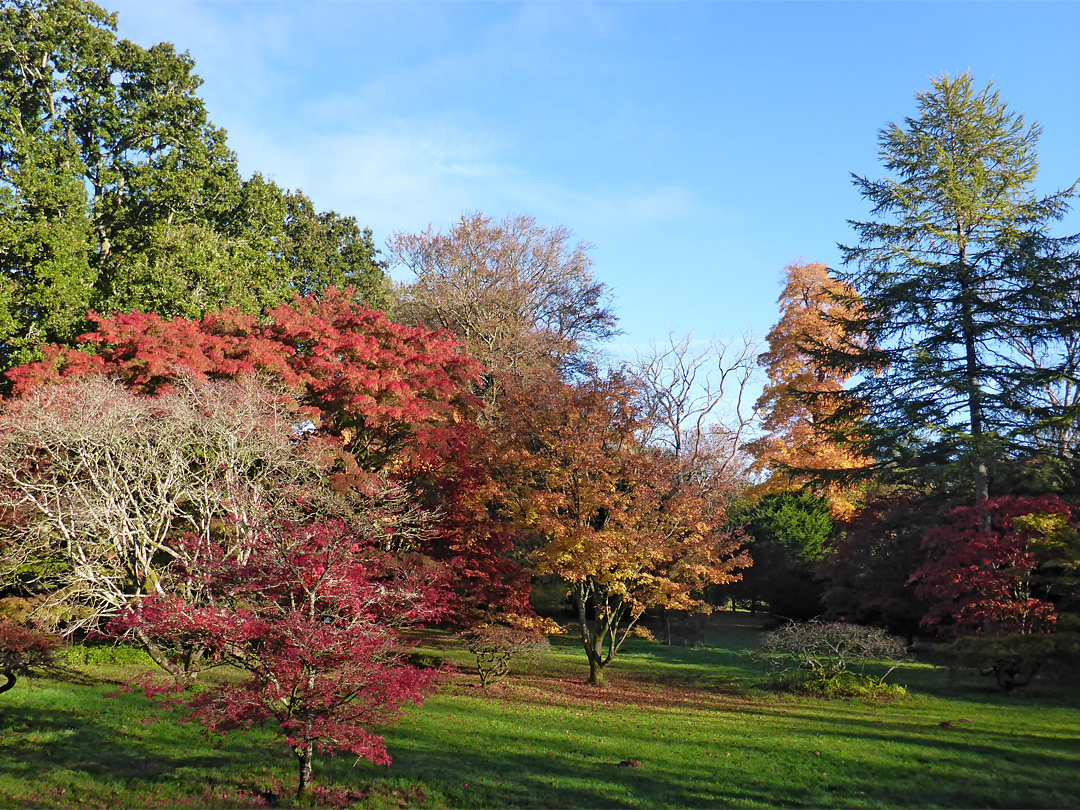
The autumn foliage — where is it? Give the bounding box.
[0,620,59,696]
[913,495,1075,636]
[748,262,873,517]
[818,494,935,639]
[1,289,534,621]
[498,368,748,685]
[115,512,449,799]
[5,287,481,469]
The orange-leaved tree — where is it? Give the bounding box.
[747,262,873,518]
[498,368,748,686]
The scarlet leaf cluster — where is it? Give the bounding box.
[913,495,1074,636]
[115,515,449,798]
[6,287,482,470]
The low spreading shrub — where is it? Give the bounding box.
[754,620,908,698]
[459,625,551,687]
[942,633,1080,692]
[0,620,60,696]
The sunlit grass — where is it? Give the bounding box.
[1,616,1078,808]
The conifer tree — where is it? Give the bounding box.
[838,73,1078,505]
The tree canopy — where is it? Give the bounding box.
[389,212,618,382]
[0,0,387,373]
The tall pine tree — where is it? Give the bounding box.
[838,72,1079,505]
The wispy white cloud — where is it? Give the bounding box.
[226,114,712,256]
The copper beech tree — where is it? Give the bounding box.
[747,262,873,518]
[498,369,749,686]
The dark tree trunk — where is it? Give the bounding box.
[295,742,314,803]
[659,606,672,646]
[958,244,991,529]
[587,655,605,687]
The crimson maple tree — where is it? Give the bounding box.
[115,508,449,801]
[0,620,59,697]
[6,287,481,471]
[818,494,936,639]
[913,495,1075,636]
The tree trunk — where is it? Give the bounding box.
[659,606,672,646]
[0,668,16,695]
[587,655,605,687]
[691,613,705,648]
[295,742,314,803]
[958,243,991,528]
[135,629,197,686]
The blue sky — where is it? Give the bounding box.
[107,1,1080,360]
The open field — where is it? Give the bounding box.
[2,614,1078,808]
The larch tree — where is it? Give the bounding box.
[838,73,1078,507]
[746,262,871,518]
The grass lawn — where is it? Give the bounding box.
[2,613,1078,808]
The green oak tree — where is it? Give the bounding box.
[0,0,387,371]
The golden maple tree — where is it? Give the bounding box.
[497,368,748,686]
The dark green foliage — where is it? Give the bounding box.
[834,72,1080,502]
[0,0,388,373]
[281,190,389,307]
[729,490,833,619]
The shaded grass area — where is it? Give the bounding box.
[1,614,1079,808]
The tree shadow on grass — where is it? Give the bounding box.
[0,702,270,784]
[349,698,1080,810]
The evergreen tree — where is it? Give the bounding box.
[838,72,1079,504]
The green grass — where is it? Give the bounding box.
[2,617,1079,808]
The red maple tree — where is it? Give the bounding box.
[6,288,481,470]
[115,509,449,800]
[913,495,1074,636]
